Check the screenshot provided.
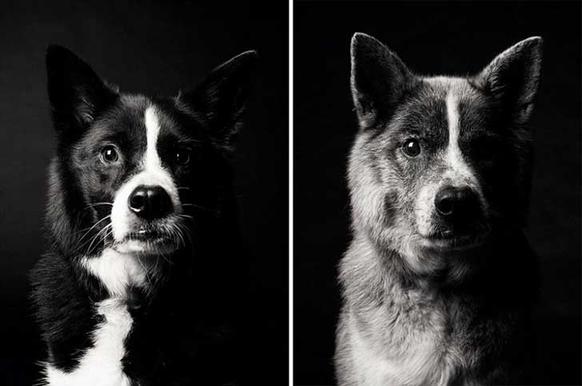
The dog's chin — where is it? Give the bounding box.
[114,230,180,255]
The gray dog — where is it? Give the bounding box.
[336,33,542,385]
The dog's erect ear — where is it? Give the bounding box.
[351,33,416,128]
[179,50,258,148]
[46,45,118,135]
[475,37,543,124]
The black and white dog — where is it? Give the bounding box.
[31,46,256,385]
[336,34,542,385]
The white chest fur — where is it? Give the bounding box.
[81,248,148,297]
[347,310,458,386]
[45,249,147,385]
[45,299,132,386]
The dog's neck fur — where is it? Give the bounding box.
[338,228,536,384]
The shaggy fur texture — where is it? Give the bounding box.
[336,33,542,385]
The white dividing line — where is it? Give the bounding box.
[288,0,294,385]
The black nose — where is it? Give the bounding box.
[128,185,173,219]
[435,186,480,218]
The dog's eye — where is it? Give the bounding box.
[100,145,119,164]
[402,138,421,157]
[174,149,191,165]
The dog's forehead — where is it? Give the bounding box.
[90,95,150,142]
[426,77,492,130]
[88,94,198,144]
[420,77,482,115]
[152,100,204,141]
[393,77,490,137]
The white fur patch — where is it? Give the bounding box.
[348,312,455,386]
[444,92,476,185]
[415,181,441,237]
[46,249,146,384]
[110,105,181,252]
[144,107,163,174]
[45,299,132,386]
[81,248,147,297]
[47,249,145,384]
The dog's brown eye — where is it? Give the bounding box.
[175,149,191,165]
[100,145,119,164]
[402,138,421,157]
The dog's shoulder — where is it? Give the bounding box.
[31,253,105,372]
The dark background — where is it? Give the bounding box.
[0,0,288,384]
[294,1,581,385]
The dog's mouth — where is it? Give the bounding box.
[420,227,490,251]
[115,223,185,255]
[126,227,168,242]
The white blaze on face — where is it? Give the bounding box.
[110,105,181,252]
[443,91,478,185]
[414,87,483,237]
[144,107,164,178]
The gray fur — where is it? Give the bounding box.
[336,33,542,385]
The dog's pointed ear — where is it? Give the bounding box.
[178,50,258,149]
[475,37,543,124]
[351,33,416,128]
[46,45,118,135]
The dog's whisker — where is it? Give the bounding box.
[136,255,155,289]
[86,202,114,208]
[175,225,187,249]
[181,202,215,212]
[177,220,194,247]
[79,227,106,255]
[86,224,112,253]
[77,215,112,246]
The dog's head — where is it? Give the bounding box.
[46,46,256,258]
[348,33,542,275]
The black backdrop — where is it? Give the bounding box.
[0,0,288,384]
[294,1,581,385]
